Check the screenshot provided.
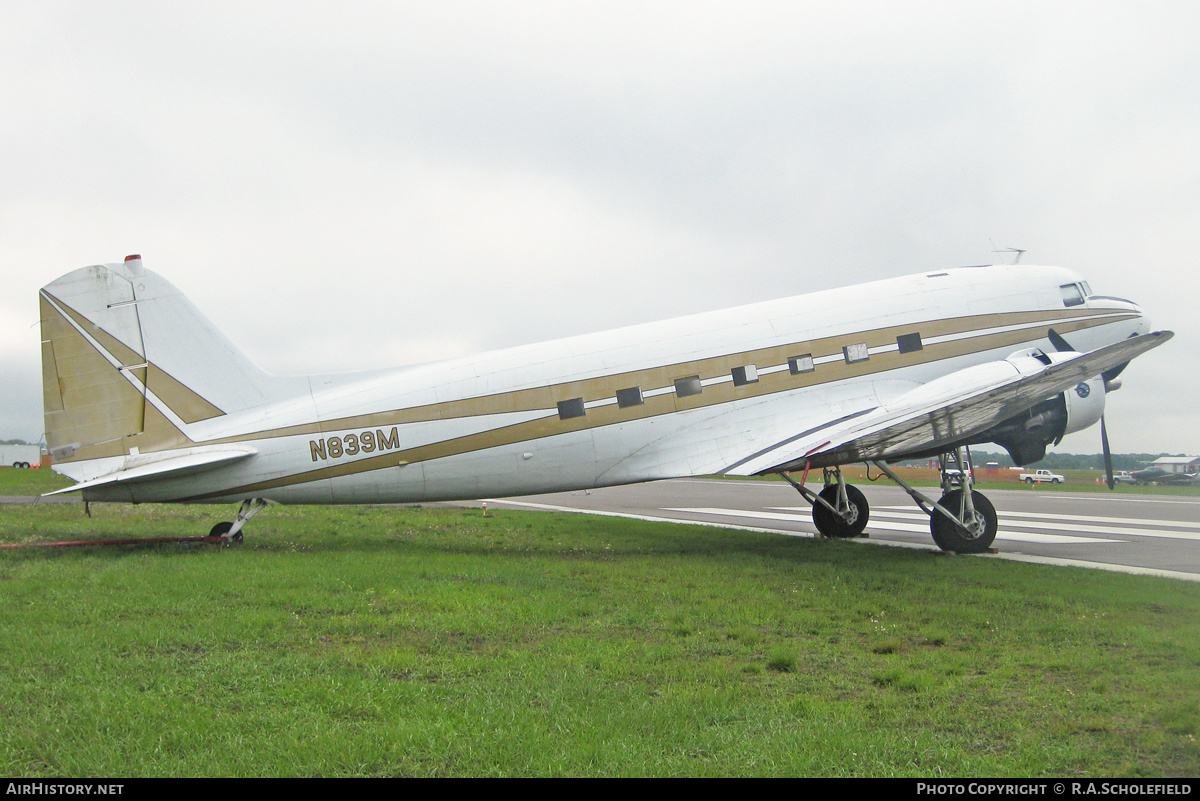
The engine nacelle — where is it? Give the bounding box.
[976,351,1107,465]
[880,351,1111,466]
[1060,375,1106,437]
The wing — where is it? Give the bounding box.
[724,330,1172,475]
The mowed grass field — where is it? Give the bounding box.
[3,491,1200,777]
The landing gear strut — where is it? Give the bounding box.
[780,466,870,538]
[871,446,998,554]
[209,498,268,544]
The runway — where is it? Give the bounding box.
[482,479,1200,582]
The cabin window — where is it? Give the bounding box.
[843,342,869,364]
[674,376,702,397]
[788,354,815,374]
[896,332,923,353]
[616,386,643,408]
[731,365,759,386]
[1060,283,1084,307]
[557,397,586,420]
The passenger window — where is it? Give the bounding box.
[1060,284,1084,307]
[615,387,643,408]
[896,332,923,354]
[557,398,586,420]
[674,376,702,397]
[788,354,815,374]
[731,365,759,386]
[843,343,869,364]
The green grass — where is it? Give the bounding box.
[1,500,1198,777]
[0,466,72,496]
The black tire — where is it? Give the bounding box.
[1052,478,1061,484]
[930,490,997,554]
[812,484,869,538]
[208,521,243,543]
[11,461,21,469]
[1024,477,1034,484]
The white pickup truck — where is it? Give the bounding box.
[1019,469,1065,484]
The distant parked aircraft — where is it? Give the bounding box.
[1130,467,1197,486]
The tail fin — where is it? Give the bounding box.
[40,255,276,464]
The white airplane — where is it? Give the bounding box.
[39,255,1170,553]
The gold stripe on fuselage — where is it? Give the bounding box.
[207,306,1130,443]
[182,307,1137,500]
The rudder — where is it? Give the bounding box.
[40,255,276,465]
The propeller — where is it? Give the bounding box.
[1046,327,1074,354]
[1046,328,1116,490]
[1101,416,1115,490]
[1102,360,1129,390]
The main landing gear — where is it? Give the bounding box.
[208,498,268,544]
[780,466,870,539]
[871,447,998,554]
[780,446,999,554]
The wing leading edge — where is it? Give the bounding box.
[724,330,1173,475]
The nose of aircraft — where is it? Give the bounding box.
[1126,300,1152,336]
[1092,294,1151,336]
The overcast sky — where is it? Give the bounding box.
[2,1,1197,457]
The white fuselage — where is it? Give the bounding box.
[62,264,1148,505]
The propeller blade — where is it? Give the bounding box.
[1047,328,1075,353]
[1101,415,1115,490]
[1103,361,1130,384]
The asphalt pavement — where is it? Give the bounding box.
[482,478,1200,583]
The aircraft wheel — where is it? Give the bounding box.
[208,521,243,544]
[812,484,869,538]
[930,490,997,554]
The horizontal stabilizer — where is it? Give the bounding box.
[42,448,257,496]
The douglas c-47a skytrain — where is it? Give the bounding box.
[39,256,1170,553]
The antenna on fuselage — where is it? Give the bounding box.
[990,243,1026,265]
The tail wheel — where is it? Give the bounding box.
[812,484,870,538]
[930,490,997,553]
[208,521,243,544]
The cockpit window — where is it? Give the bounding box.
[1060,283,1084,307]
[1081,281,1093,297]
